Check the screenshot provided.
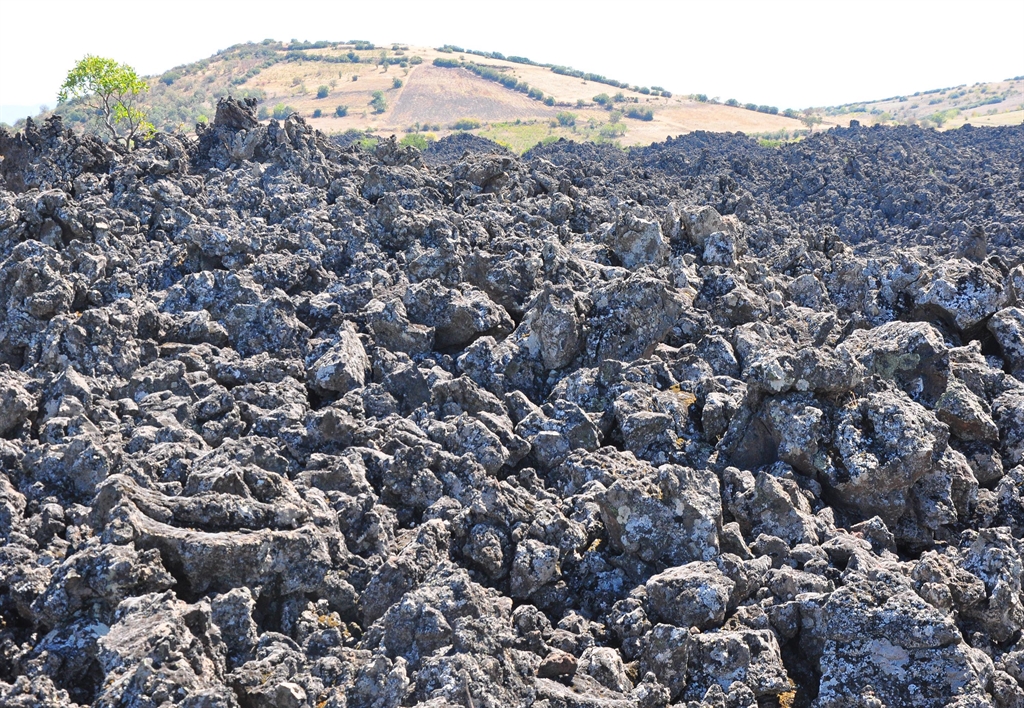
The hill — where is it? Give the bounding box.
[46,40,808,150]
[20,40,1024,151]
[808,76,1024,130]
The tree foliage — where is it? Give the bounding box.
[58,55,152,149]
[370,91,387,114]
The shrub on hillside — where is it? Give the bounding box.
[392,78,403,89]
[399,133,436,150]
[312,108,322,118]
[272,103,294,119]
[593,93,612,106]
[452,118,481,130]
[335,105,348,117]
[600,122,627,137]
[744,103,758,111]
[556,111,577,126]
[370,91,387,114]
[317,85,329,99]
[409,56,423,65]
[726,98,740,107]
[543,96,555,106]
[626,107,654,121]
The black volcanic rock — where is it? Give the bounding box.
[1,112,1023,708]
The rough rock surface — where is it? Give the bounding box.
[1,102,1022,707]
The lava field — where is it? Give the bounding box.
[0,99,1023,707]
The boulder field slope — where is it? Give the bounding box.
[0,100,1023,708]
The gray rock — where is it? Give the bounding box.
[989,307,1024,374]
[308,325,368,393]
[645,561,735,630]
[598,463,721,567]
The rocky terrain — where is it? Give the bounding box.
[0,99,1022,707]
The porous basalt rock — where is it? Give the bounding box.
[1,101,1022,707]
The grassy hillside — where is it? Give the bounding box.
[44,40,806,150]
[805,76,1024,129]
[27,40,1024,152]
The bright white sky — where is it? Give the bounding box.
[2,0,1022,123]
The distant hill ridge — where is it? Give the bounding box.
[20,39,1024,151]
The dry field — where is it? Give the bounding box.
[179,43,814,145]
[49,40,1019,151]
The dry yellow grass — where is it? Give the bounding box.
[130,41,1021,150]
[182,43,812,144]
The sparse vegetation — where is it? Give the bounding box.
[399,132,436,150]
[312,108,322,118]
[272,103,294,119]
[452,117,482,130]
[316,85,329,99]
[392,78,403,89]
[556,111,577,127]
[370,91,387,114]
[335,105,348,117]
[625,107,654,121]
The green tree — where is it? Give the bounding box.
[316,85,329,99]
[370,91,387,114]
[392,77,403,89]
[58,55,152,149]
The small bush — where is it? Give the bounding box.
[335,105,348,117]
[160,71,181,86]
[370,91,387,114]
[691,93,709,102]
[744,103,758,111]
[626,107,654,121]
[316,85,329,99]
[257,105,270,120]
[576,99,586,108]
[543,96,555,106]
[600,122,627,137]
[452,117,481,130]
[528,87,544,101]
[593,93,612,106]
[726,98,740,107]
[613,92,626,102]
[409,56,423,65]
[639,87,651,95]
[556,111,577,127]
[392,77,403,89]
[272,103,294,119]
[312,108,322,118]
[351,75,358,82]
[399,133,436,150]
[661,91,672,98]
